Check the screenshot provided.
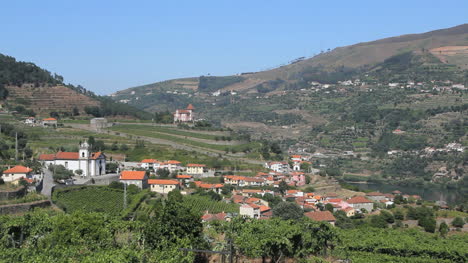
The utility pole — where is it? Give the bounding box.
[15,132,18,161]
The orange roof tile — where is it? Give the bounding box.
[366,192,385,196]
[347,196,373,204]
[186,104,195,110]
[3,165,32,174]
[38,154,55,161]
[55,152,79,160]
[148,179,179,185]
[120,171,146,180]
[165,160,181,164]
[43,117,57,121]
[176,174,192,179]
[305,211,336,222]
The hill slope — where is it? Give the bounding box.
[0,54,151,119]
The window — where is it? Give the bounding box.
[65,162,68,168]
[82,152,85,157]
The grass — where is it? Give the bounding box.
[184,195,239,214]
[0,193,47,205]
[122,124,220,140]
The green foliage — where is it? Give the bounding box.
[183,195,239,214]
[452,217,465,228]
[198,75,243,93]
[418,216,436,233]
[52,186,128,216]
[272,202,303,220]
[48,165,74,181]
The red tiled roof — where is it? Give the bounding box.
[148,179,179,185]
[246,197,260,204]
[55,152,79,160]
[243,177,264,182]
[327,198,343,203]
[259,205,271,212]
[38,154,55,161]
[3,165,32,174]
[305,211,336,222]
[43,117,57,121]
[176,174,192,179]
[165,160,181,165]
[176,110,191,114]
[186,104,195,110]
[120,171,146,180]
[242,189,262,193]
[347,196,373,204]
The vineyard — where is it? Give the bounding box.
[52,186,127,216]
[336,228,468,263]
[184,195,239,214]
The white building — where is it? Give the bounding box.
[265,161,290,173]
[240,204,260,219]
[148,179,180,194]
[1,165,33,184]
[120,171,147,189]
[39,141,106,177]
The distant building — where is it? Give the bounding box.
[240,204,260,219]
[346,196,374,212]
[148,179,179,194]
[120,171,147,189]
[42,117,57,127]
[1,165,33,185]
[304,211,336,226]
[90,118,108,131]
[174,104,195,123]
[186,164,206,175]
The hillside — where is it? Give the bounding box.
[0,54,151,119]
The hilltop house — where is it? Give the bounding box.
[148,179,179,194]
[39,141,106,177]
[140,159,161,171]
[42,117,58,127]
[120,171,147,189]
[1,165,33,184]
[173,104,195,123]
[162,160,182,172]
[265,161,290,173]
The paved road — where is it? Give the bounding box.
[40,168,55,197]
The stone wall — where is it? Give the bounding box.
[0,200,51,214]
[0,186,26,201]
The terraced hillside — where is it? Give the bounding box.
[6,84,100,114]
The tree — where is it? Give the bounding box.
[418,216,436,233]
[278,181,289,196]
[272,202,303,221]
[49,165,74,181]
[369,215,388,228]
[75,169,83,176]
[439,221,449,237]
[393,209,405,220]
[325,203,334,213]
[380,210,395,224]
[452,217,465,228]
[156,168,170,178]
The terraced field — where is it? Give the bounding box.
[184,195,239,214]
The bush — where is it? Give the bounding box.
[452,217,465,228]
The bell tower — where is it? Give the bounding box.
[79,141,90,159]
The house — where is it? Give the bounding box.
[140,159,161,171]
[120,171,147,189]
[224,175,245,186]
[162,160,182,172]
[304,211,336,226]
[174,104,195,123]
[194,181,224,194]
[346,196,374,212]
[342,207,355,217]
[240,204,260,219]
[176,174,193,185]
[1,165,33,184]
[265,161,290,173]
[39,141,106,177]
[201,211,227,222]
[148,179,179,194]
[289,172,306,186]
[186,164,206,175]
[366,192,386,202]
[24,117,36,126]
[42,117,58,127]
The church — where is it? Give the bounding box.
[173,104,194,123]
[39,141,106,177]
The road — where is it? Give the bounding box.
[40,168,55,197]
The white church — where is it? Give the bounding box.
[39,141,106,177]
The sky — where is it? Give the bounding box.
[1,0,467,95]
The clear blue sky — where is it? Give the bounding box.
[1,0,467,95]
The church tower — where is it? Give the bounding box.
[79,141,90,159]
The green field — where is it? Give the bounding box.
[110,124,261,153]
[184,195,239,214]
[52,186,127,216]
